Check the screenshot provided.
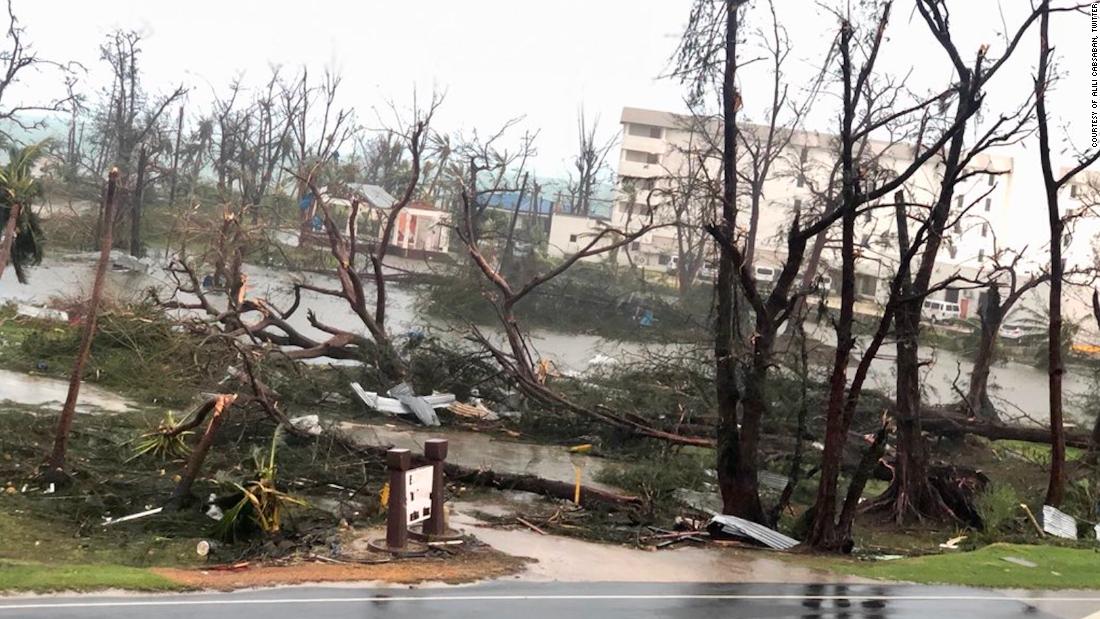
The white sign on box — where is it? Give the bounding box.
[406,465,434,525]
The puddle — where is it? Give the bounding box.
[450,497,866,584]
[0,369,136,413]
[336,421,616,492]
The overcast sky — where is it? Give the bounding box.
[12,0,1099,252]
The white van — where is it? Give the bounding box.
[754,265,778,283]
[922,299,960,322]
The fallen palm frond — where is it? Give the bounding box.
[129,411,193,462]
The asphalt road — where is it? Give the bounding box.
[1,582,1099,619]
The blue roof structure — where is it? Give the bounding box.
[483,191,556,215]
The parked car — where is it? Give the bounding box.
[666,255,679,275]
[922,299,961,322]
[999,321,1043,341]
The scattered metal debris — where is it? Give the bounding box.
[707,514,799,550]
[289,414,322,436]
[1042,504,1077,540]
[758,471,788,492]
[15,304,69,322]
[103,506,163,526]
[351,382,454,426]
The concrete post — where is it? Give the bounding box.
[385,448,411,549]
[424,439,448,536]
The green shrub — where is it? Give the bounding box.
[976,483,1020,533]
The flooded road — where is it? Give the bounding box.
[336,421,615,491]
[0,368,135,413]
[1,254,1088,422]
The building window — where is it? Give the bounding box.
[981,223,988,238]
[628,123,664,139]
[855,274,878,298]
[945,288,960,303]
[988,174,996,187]
[863,209,872,223]
[1071,184,1079,198]
[569,234,577,243]
[984,198,991,212]
[978,248,985,262]
[953,222,961,234]
[621,176,656,192]
[793,198,802,212]
[799,145,809,164]
[947,243,957,259]
[631,241,642,251]
[956,195,964,209]
[624,149,660,165]
[796,174,805,188]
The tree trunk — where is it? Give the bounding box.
[499,173,528,277]
[45,170,118,481]
[965,285,1002,419]
[0,202,22,280]
[1037,2,1066,507]
[805,23,858,550]
[130,146,147,258]
[732,334,770,524]
[168,105,184,208]
[1045,197,1066,507]
[922,408,1092,449]
[168,394,236,507]
[806,205,857,550]
[714,0,757,520]
[887,300,951,522]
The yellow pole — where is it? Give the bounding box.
[573,464,582,505]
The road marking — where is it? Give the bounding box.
[0,593,1099,611]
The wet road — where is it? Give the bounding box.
[1,582,1098,618]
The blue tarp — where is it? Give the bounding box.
[483,190,555,215]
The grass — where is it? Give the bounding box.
[0,392,393,592]
[0,561,182,593]
[825,543,1100,590]
[993,439,1086,464]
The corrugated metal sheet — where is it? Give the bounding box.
[758,471,789,492]
[1043,505,1077,540]
[709,514,799,550]
[347,183,397,209]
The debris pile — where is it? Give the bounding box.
[351,382,455,426]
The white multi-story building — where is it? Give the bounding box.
[548,106,1016,318]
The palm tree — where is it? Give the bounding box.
[0,142,47,283]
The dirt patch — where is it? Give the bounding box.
[153,546,526,590]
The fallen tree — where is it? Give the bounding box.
[923,408,1092,450]
[329,429,642,510]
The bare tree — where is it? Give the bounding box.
[963,251,1051,419]
[92,30,186,256]
[161,94,439,383]
[45,170,117,482]
[0,0,80,141]
[566,109,616,216]
[1033,0,1100,506]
